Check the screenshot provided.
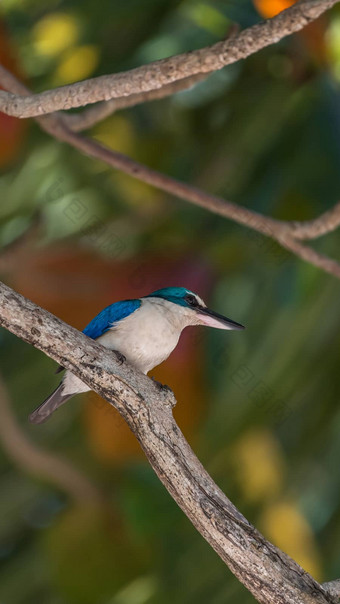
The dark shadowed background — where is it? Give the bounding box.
[1,0,340,602]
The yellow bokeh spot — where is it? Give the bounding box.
[54,45,100,84]
[185,3,228,36]
[93,115,135,156]
[260,501,322,580]
[113,172,160,209]
[232,429,285,503]
[93,116,159,207]
[326,16,340,80]
[32,13,79,57]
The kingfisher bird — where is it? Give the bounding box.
[29,287,244,424]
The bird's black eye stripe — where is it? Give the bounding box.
[185,294,198,307]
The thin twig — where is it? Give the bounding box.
[48,122,340,280]
[0,279,337,604]
[65,73,208,132]
[0,64,340,279]
[278,235,340,278]
[65,26,239,132]
[288,202,340,240]
[0,0,337,118]
[0,371,102,503]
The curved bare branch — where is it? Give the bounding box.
[288,202,340,240]
[54,124,340,280]
[1,64,340,280]
[0,0,337,119]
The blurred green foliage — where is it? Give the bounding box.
[1,0,340,603]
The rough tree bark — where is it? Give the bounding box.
[0,0,337,118]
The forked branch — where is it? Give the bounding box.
[1,60,340,279]
[1,0,340,279]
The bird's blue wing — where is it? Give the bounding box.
[83,299,141,340]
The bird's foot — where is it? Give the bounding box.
[151,376,172,393]
[113,350,126,365]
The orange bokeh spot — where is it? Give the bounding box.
[253,0,296,19]
[253,0,327,66]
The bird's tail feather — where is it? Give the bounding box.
[29,384,72,424]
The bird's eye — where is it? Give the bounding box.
[185,294,198,307]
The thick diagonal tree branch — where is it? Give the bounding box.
[1,63,340,279]
[0,278,338,604]
[0,0,337,119]
[323,581,340,600]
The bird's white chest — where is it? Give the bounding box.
[97,299,185,373]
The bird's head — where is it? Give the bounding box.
[145,287,245,331]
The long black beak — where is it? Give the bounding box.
[196,306,245,331]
